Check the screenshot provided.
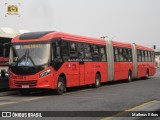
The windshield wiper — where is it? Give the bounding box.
[27,50,36,67]
[14,49,36,67]
[15,50,27,66]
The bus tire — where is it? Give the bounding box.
[145,70,149,79]
[128,71,132,82]
[55,77,66,95]
[94,74,101,88]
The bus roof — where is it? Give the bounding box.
[135,44,154,51]
[112,40,132,48]
[12,31,106,45]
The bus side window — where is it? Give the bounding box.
[61,41,69,61]
[139,50,141,62]
[52,42,55,60]
[69,42,77,59]
[150,52,152,62]
[84,44,92,59]
[148,51,151,62]
[137,50,141,62]
[140,50,142,62]
[119,48,124,62]
[123,48,131,62]
[145,51,148,62]
[100,47,107,61]
[127,49,132,62]
[147,51,149,62]
[77,43,84,59]
[56,42,61,58]
[122,48,127,62]
[141,50,145,62]
[91,45,100,61]
[52,41,61,61]
[114,47,119,62]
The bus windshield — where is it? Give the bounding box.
[11,43,50,66]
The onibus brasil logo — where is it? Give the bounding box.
[5,3,21,17]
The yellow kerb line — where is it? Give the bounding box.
[101,100,158,120]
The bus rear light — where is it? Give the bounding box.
[39,69,51,78]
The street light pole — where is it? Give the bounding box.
[100,36,108,39]
[100,35,116,40]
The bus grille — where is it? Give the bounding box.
[14,80,37,86]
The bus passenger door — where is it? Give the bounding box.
[77,43,85,86]
[79,61,85,85]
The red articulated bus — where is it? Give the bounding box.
[107,41,133,82]
[8,31,156,95]
[132,44,156,79]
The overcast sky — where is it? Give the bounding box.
[0,0,160,48]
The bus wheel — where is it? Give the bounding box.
[94,74,101,88]
[128,71,132,82]
[55,77,66,95]
[145,70,149,79]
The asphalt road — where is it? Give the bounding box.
[0,69,160,120]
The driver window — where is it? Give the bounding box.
[52,41,61,60]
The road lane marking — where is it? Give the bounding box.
[63,95,105,100]
[124,100,158,111]
[0,102,17,106]
[82,92,117,95]
[0,97,47,106]
[101,100,158,120]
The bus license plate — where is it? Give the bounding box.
[22,85,29,88]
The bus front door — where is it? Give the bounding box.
[79,61,85,86]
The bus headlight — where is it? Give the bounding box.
[5,72,9,77]
[40,69,51,78]
[8,71,12,78]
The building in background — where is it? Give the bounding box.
[0,27,29,88]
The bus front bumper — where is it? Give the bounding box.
[9,75,57,89]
